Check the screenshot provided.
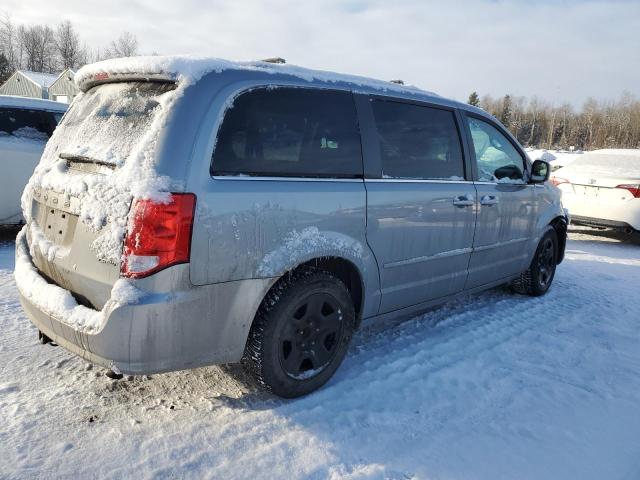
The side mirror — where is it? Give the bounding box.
[530,159,550,184]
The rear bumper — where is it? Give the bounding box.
[570,215,638,233]
[16,231,275,374]
[561,192,640,231]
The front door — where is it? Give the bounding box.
[361,97,477,313]
[463,115,536,288]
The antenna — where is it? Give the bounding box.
[389,79,405,85]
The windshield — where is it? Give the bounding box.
[52,81,176,165]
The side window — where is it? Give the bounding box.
[0,108,52,141]
[371,100,464,180]
[212,87,363,178]
[467,117,525,182]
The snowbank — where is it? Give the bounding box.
[525,149,557,163]
[526,148,584,171]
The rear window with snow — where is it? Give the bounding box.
[53,81,176,165]
[0,108,60,142]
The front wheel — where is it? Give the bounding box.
[242,268,355,398]
[512,228,558,296]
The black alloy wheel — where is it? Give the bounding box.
[279,292,345,379]
[243,267,355,398]
[536,235,556,289]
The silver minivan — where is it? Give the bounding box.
[16,57,567,397]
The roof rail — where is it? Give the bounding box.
[261,57,286,64]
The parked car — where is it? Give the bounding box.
[551,149,640,233]
[0,95,67,226]
[15,57,567,397]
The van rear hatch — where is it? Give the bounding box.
[25,80,178,310]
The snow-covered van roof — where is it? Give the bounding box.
[20,70,60,88]
[75,55,439,99]
[0,94,68,112]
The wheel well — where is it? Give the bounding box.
[297,257,364,324]
[550,216,568,264]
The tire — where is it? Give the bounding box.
[242,267,356,398]
[511,228,558,296]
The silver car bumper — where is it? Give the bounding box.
[17,243,275,375]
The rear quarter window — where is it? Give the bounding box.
[212,87,363,178]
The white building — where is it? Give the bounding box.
[0,69,79,103]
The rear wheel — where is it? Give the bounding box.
[512,228,558,296]
[243,268,355,398]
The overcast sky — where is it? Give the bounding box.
[5,0,640,106]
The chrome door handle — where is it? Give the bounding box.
[453,194,475,207]
[480,195,499,206]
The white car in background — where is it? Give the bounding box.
[526,148,583,172]
[551,149,640,233]
[0,95,67,226]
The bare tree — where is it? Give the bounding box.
[55,20,82,69]
[477,92,640,150]
[18,24,56,72]
[0,13,16,69]
[105,31,138,58]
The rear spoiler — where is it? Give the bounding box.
[78,71,176,92]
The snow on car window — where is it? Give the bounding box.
[0,126,48,144]
[52,81,176,165]
[10,127,49,142]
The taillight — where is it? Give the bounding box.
[616,184,640,198]
[121,193,196,278]
[550,177,570,187]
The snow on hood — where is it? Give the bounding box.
[75,55,435,96]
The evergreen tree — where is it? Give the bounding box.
[0,53,11,84]
[468,91,480,107]
[500,94,512,126]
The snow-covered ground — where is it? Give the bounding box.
[1,228,640,479]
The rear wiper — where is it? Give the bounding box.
[59,153,115,168]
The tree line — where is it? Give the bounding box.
[2,15,638,151]
[468,91,640,151]
[0,14,140,82]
